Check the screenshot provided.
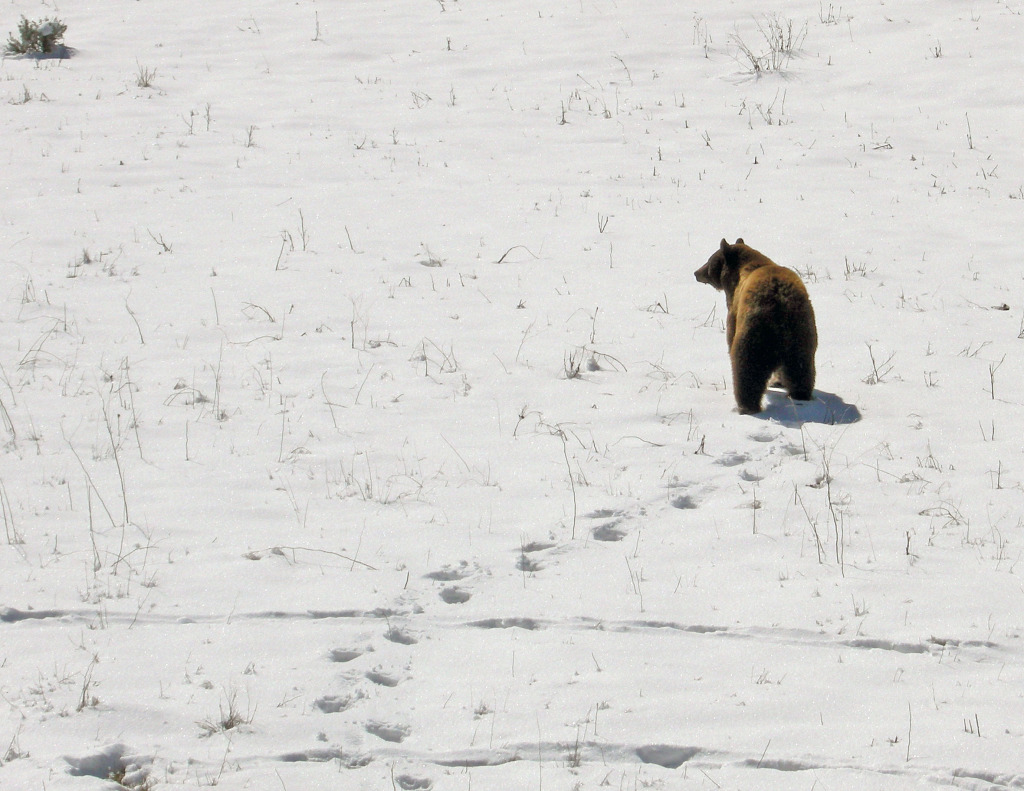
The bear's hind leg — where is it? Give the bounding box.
[780,354,815,402]
[731,337,777,415]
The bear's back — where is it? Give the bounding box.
[735,264,815,339]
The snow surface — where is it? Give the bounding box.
[2,1,1024,789]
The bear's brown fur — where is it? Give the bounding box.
[694,238,817,414]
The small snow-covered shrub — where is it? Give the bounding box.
[4,16,67,56]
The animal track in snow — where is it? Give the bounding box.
[314,693,361,713]
[748,427,779,443]
[404,739,1000,790]
[1,607,65,622]
[426,748,522,767]
[635,744,702,768]
[670,494,699,509]
[395,775,433,790]
[592,522,627,541]
[365,720,411,743]
[328,647,367,663]
[843,637,929,654]
[739,467,765,482]
[65,744,151,784]
[516,538,556,571]
[738,755,815,771]
[365,667,402,687]
[279,748,345,763]
[439,586,472,604]
[385,626,419,645]
[423,561,475,581]
[715,451,750,467]
[469,617,542,630]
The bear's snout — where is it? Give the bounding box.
[694,264,710,284]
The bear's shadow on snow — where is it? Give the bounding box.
[757,388,861,427]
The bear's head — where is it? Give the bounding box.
[694,238,746,291]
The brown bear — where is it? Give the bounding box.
[694,238,817,414]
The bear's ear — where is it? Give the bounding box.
[720,238,730,253]
[734,237,744,245]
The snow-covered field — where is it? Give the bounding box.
[2,1,1024,788]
